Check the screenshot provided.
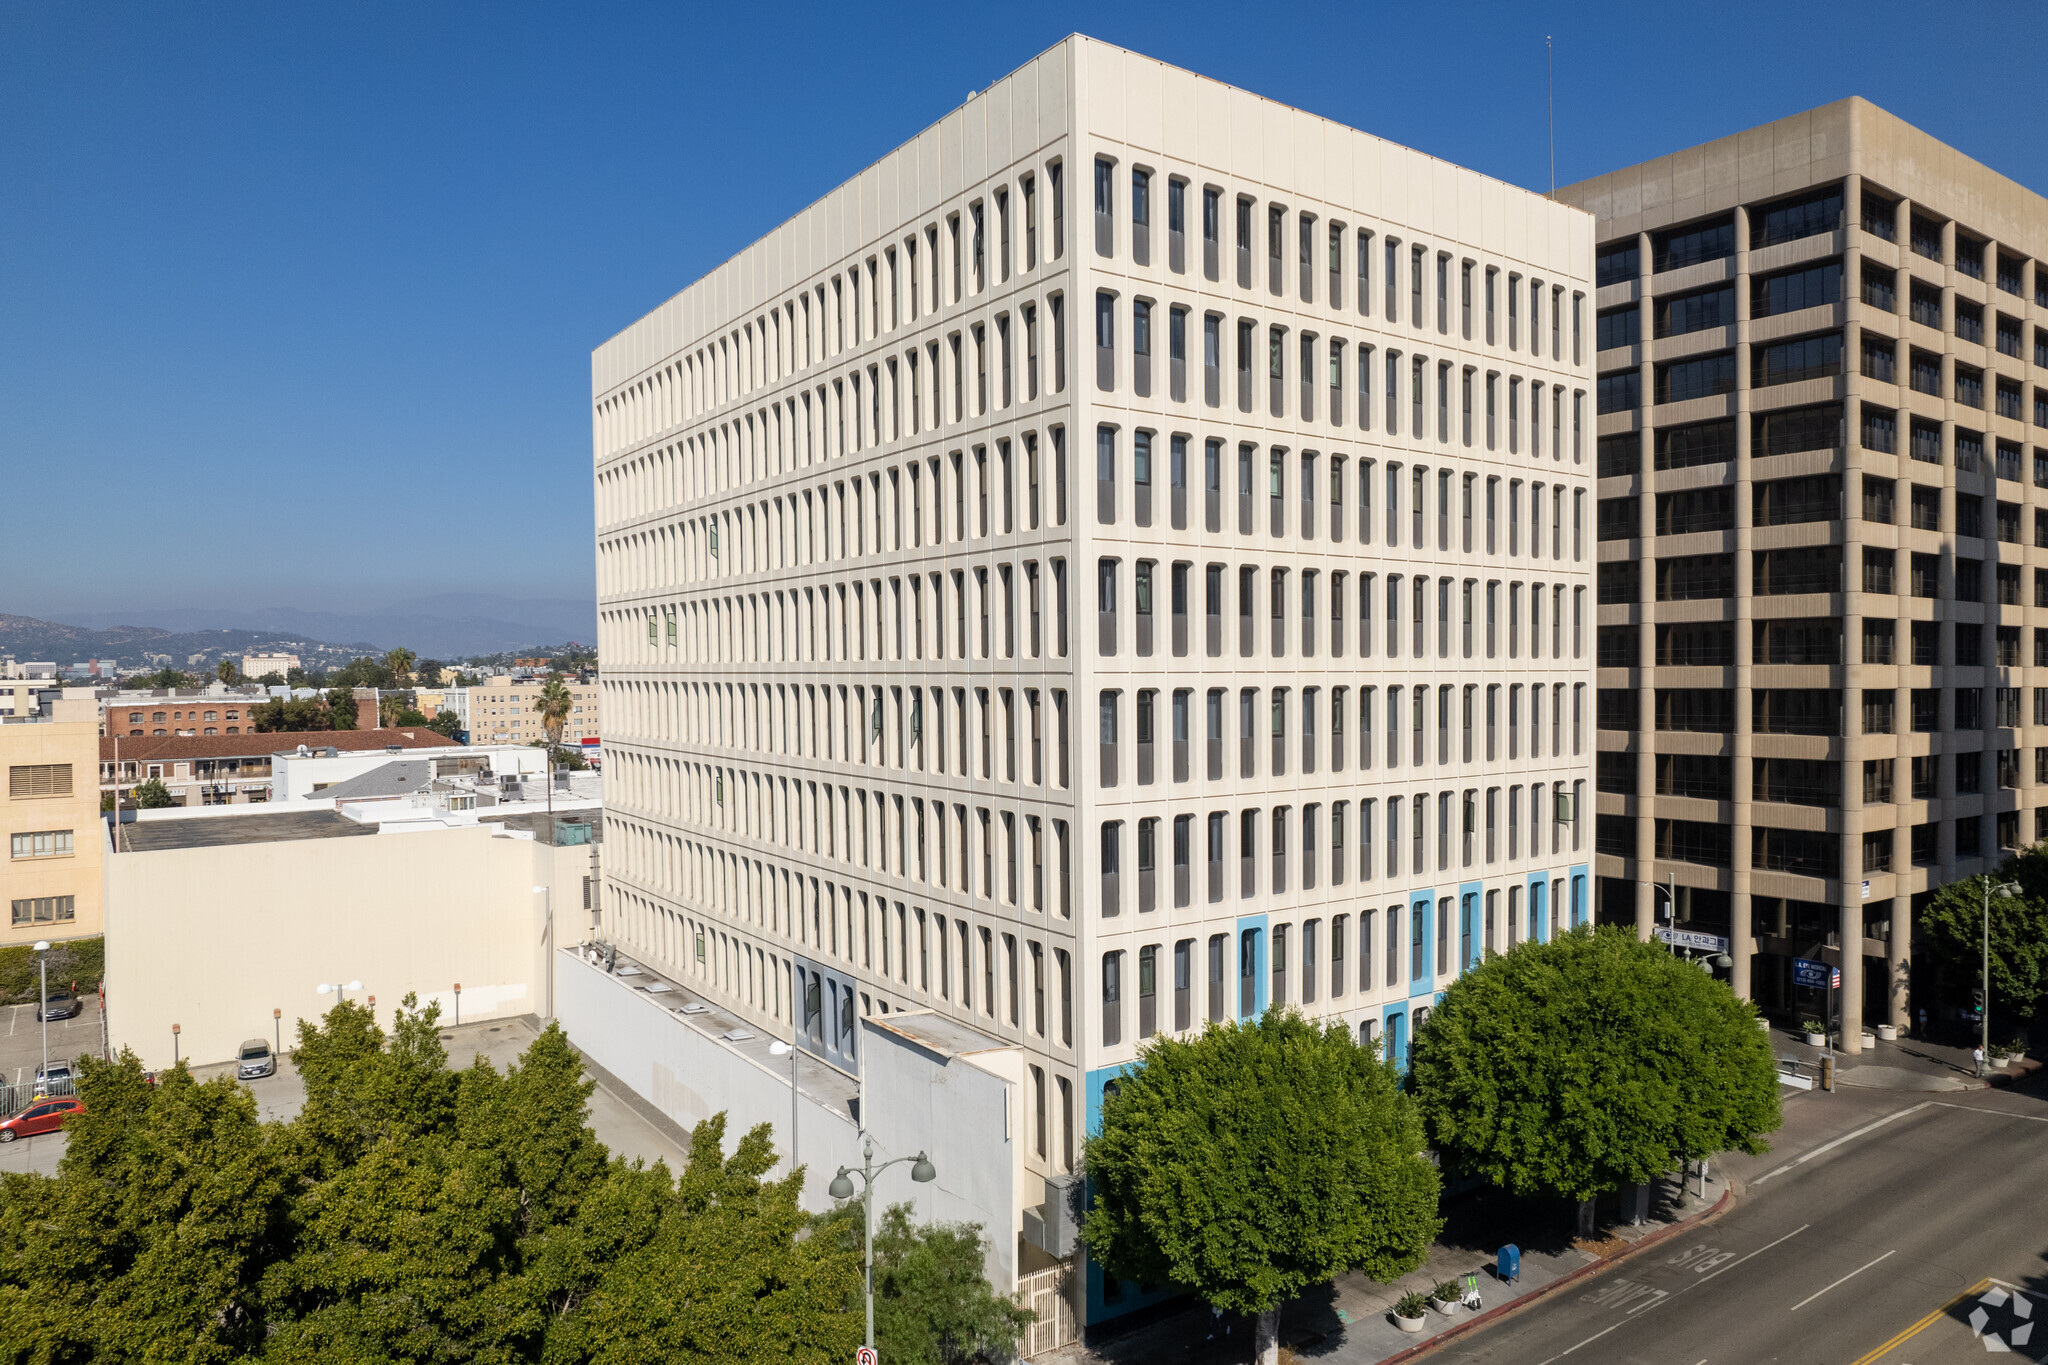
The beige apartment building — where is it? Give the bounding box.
[1559,98,2048,1050]
[2,697,104,945]
[459,675,601,749]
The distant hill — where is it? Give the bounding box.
[0,614,375,673]
[36,593,595,660]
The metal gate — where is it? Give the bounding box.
[1018,1260,1078,1357]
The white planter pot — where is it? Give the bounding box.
[1876,1024,1898,1041]
[1757,1018,1772,1032]
[1860,1030,1877,1048]
[1802,1032,1827,1047]
[1393,1313,1427,1334]
[1991,1056,2011,1070]
[1432,1299,1459,1318]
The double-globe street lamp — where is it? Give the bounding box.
[316,980,364,1003]
[828,1134,936,1354]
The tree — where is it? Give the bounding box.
[328,656,395,690]
[428,710,464,739]
[130,778,175,808]
[1083,1011,1440,1365]
[844,1203,1034,1365]
[453,670,483,687]
[531,739,588,770]
[383,648,417,684]
[323,687,359,730]
[415,659,445,688]
[255,671,286,687]
[249,697,348,733]
[1919,853,2048,1023]
[534,673,573,813]
[1409,927,1780,1223]
[216,659,240,685]
[284,666,309,686]
[124,667,194,689]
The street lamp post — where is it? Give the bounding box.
[33,941,49,1088]
[768,1040,798,1178]
[316,980,364,1004]
[828,1134,937,1353]
[532,886,554,1020]
[272,1008,281,1053]
[1980,877,2020,1076]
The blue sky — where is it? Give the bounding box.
[4,1,2042,619]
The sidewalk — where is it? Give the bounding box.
[1039,1171,1730,1365]
[1765,1024,2042,1092]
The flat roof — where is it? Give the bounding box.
[868,1010,1010,1060]
[120,809,377,851]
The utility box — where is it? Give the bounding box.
[1039,1173,1084,1258]
[1497,1244,1521,1283]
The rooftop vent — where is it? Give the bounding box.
[721,1028,755,1043]
[323,746,340,758]
[385,745,402,754]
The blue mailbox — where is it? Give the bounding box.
[1497,1244,1521,1283]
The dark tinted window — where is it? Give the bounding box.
[1751,188,1842,249]
[1652,217,1734,273]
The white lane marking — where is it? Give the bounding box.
[1789,1249,1896,1311]
[1931,1100,2048,1124]
[1533,1225,1810,1363]
[1752,1103,1935,1183]
[8,1005,16,1036]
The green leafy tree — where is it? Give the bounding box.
[250,698,343,733]
[0,1052,287,1361]
[531,739,589,770]
[428,710,465,739]
[130,778,175,808]
[328,657,395,690]
[323,687,359,730]
[1083,1011,1440,1364]
[256,671,287,686]
[453,670,483,687]
[840,1203,1034,1365]
[1919,856,2048,1022]
[284,666,309,686]
[415,659,445,688]
[124,667,195,689]
[1410,927,1781,1221]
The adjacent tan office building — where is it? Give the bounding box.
[1558,98,2048,1050]
[2,697,104,946]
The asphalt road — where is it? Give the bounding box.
[1431,1079,2048,1364]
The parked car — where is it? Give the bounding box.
[236,1039,276,1080]
[36,990,81,1022]
[0,1096,83,1142]
[31,1061,73,1093]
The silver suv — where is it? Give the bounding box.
[236,1039,275,1080]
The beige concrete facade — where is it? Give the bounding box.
[1,698,105,947]
[1558,97,2048,1051]
[457,675,601,749]
[590,27,1597,1251]
[105,817,593,1070]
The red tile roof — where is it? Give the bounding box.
[100,729,460,763]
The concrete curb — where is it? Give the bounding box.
[1371,1185,1736,1365]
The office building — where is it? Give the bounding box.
[241,651,302,679]
[1559,98,2048,1050]
[101,727,463,807]
[590,34,1594,1315]
[2,696,104,945]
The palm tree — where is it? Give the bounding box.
[383,647,417,685]
[533,673,573,814]
[215,658,239,686]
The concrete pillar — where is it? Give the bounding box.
[1838,173,1867,1052]
[1635,229,1659,944]
[1729,205,1756,1002]
[1839,899,1864,1053]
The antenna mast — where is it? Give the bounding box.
[1546,35,1556,196]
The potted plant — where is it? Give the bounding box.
[1430,1279,1464,1316]
[1987,1042,2016,1070]
[1393,1291,1430,1332]
[1801,1019,1828,1045]
[1875,1023,1899,1041]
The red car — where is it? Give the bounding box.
[0,1096,83,1142]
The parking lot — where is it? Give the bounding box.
[0,1015,692,1179]
[0,994,105,1090]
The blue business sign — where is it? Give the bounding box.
[1792,958,1830,989]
